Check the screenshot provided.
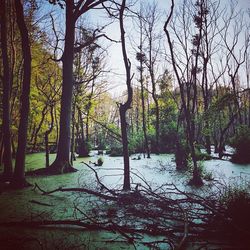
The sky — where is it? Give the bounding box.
[90,0,250,97]
[38,0,250,97]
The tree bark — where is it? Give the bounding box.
[119,0,133,191]
[45,105,54,168]
[48,0,77,173]
[137,17,150,158]
[11,0,32,188]
[70,100,76,164]
[145,5,160,154]
[31,105,48,152]
[141,79,150,158]
[0,0,13,180]
[76,107,89,157]
[48,0,106,172]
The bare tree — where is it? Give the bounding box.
[118,0,133,190]
[136,7,150,158]
[222,6,249,126]
[164,0,203,186]
[143,2,162,154]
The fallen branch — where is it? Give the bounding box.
[33,183,117,201]
[82,162,117,196]
[0,219,175,238]
[29,200,54,207]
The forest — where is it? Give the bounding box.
[0,0,250,249]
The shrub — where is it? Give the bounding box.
[195,150,212,161]
[97,157,104,166]
[219,186,250,240]
[109,147,123,157]
[230,126,250,164]
[202,170,213,181]
[208,182,250,246]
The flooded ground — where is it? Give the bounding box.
[0,151,249,249]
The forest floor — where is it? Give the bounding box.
[0,151,250,249]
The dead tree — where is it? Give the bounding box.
[142,2,162,154]
[118,0,133,190]
[164,0,203,186]
[136,6,150,158]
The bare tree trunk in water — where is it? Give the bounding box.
[0,0,13,180]
[77,106,89,157]
[48,0,106,173]
[164,0,203,186]
[70,100,76,165]
[11,0,31,188]
[32,105,47,152]
[45,105,54,168]
[48,1,76,173]
[119,0,133,191]
[137,15,150,158]
[141,80,150,158]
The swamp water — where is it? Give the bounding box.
[0,151,249,249]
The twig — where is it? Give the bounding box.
[29,200,54,207]
[82,162,117,196]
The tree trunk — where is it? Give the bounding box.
[138,23,150,158]
[11,136,16,158]
[49,1,77,174]
[70,100,76,164]
[0,0,13,180]
[0,134,4,167]
[54,106,59,147]
[141,82,150,158]
[120,105,131,190]
[45,105,54,168]
[86,76,95,144]
[119,0,133,191]
[202,69,211,155]
[32,105,48,152]
[164,1,202,186]
[148,46,159,154]
[77,107,89,157]
[11,0,31,188]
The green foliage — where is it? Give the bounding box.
[195,147,212,161]
[208,92,236,115]
[129,130,144,154]
[202,170,213,181]
[187,160,213,181]
[158,88,178,153]
[197,162,213,181]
